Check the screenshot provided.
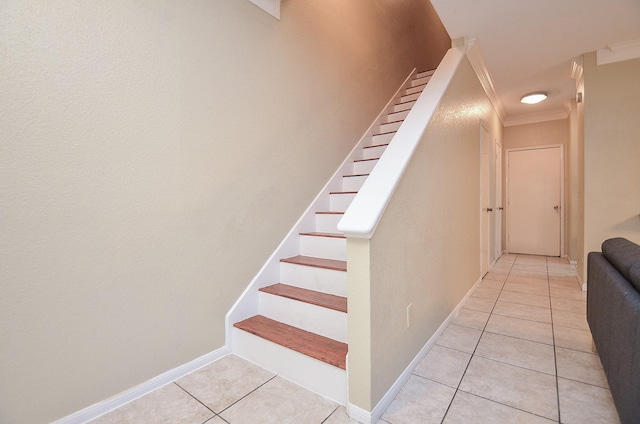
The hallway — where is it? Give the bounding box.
[90,255,619,423]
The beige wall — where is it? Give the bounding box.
[583,53,640,278]
[0,1,449,422]
[347,56,502,410]
[503,119,570,255]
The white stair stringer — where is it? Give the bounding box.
[232,327,347,404]
[226,67,433,408]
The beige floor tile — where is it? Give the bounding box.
[485,314,554,345]
[90,383,214,424]
[547,257,569,264]
[219,376,336,424]
[506,274,549,285]
[436,324,482,354]
[207,417,228,424]
[475,332,556,375]
[504,281,549,296]
[381,375,456,424]
[550,286,587,301]
[492,262,513,271]
[555,347,608,388]
[459,356,558,421]
[515,255,547,263]
[553,325,594,353]
[472,286,501,301]
[509,269,549,279]
[452,308,490,330]
[552,310,589,331]
[550,297,586,314]
[493,300,552,324]
[512,264,549,274]
[414,345,471,388]
[463,296,495,313]
[499,290,550,308]
[558,378,620,424]
[480,278,506,289]
[324,406,360,423]
[548,268,577,277]
[549,277,582,290]
[443,390,557,424]
[176,354,275,412]
[484,271,508,281]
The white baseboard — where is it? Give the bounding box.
[54,346,229,424]
[348,276,483,423]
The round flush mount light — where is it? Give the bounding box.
[520,92,548,104]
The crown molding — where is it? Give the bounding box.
[249,0,280,19]
[463,37,507,124]
[504,108,569,127]
[597,39,640,65]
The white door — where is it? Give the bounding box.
[494,141,503,259]
[507,146,562,256]
[480,125,492,274]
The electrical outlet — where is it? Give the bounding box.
[406,303,413,328]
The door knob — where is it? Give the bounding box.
[498,207,504,211]
[554,205,559,211]
[486,208,493,212]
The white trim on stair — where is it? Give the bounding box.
[348,276,483,424]
[53,347,228,424]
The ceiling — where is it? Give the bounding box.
[430,0,640,124]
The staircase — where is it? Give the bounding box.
[231,69,435,404]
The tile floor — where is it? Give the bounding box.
[90,254,620,424]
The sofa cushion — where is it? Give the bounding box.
[630,263,640,292]
[602,238,640,286]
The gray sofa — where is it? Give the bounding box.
[587,237,640,424]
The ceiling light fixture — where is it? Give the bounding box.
[520,92,548,104]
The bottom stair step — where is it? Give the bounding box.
[234,315,347,369]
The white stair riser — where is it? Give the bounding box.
[405,85,425,95]
[379,121,402,133]
[315,213,343,233]
[299,234,346,261]
[280,262,347,297]
[233,329,347,404]
[416,70,435,79]
[258,292,347,343]
[362,145,387,160]
[400,92,420,103]
[392,100,416,113]
[330,192,356,212]
[353,159,378,175]
[342,174,368,192]
[411,75,431,86]
[372,132,395,145]
[384,109,410,123]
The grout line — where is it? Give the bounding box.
[546,257,563,424]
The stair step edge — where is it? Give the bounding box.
[280,255,347,271]
[234,315,347,369]
[260,283,347,312]
[299,232,346,239]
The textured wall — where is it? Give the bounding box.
[347,55,502,410]
[583,53,640,278]
[0,1,449,422]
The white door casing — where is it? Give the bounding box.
[480,124,492,275]
[506,145,563,257]
[494,140,503,259]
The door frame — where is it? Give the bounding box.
[480,123,492,275]
[505,144,565,257]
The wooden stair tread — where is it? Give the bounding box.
[330,191,357,195]
[372,130,397,137]
[260,283,347,312]
[280,255,346,271]
[363,143,389,150]
[234,315,347,369]
[316,211,344,215]
[354,158,379,163]
[299,231,346,239]
[343,173,369,178]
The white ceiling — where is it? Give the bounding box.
[430,0,640,123]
